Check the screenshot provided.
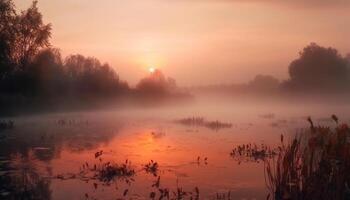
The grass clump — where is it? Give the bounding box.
[144,160,159,177]
[265,115,350,200]
[230,143,277,163]
[79,159,135,184]
[175,116,232,131]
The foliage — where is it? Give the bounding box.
[0,0,51,71]
[63,54,129,96]
[136,69,177,96]
[283,43,350,92]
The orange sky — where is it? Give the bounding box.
[14,0,350,86]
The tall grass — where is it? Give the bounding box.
[175,117,232,130]
[265,116,350,200]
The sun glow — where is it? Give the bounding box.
[149,67,156,73]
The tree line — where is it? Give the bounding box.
[0,0,186,114]
[195,43,350,96]
[1,0,350,114]
[0,1,129,97]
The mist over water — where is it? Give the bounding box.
[1,94,349,199]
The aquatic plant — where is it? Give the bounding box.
[144,160,159,177]
[196,156,208,165]
[175,117,232,131]
[79,159,135,184]
[176,117,205,126]
[230,143,278,163]
[148,176,200,200]
[52,153,238,200]
[265,116,350,200]
[95,161,135,184]
[204,120,232,131]
[94,150,103,159]
[214,191,231,200]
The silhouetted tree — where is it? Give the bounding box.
[0,1,133,114]
[283,43,350,92]
[28,48,65,96]
[0,0,51,95]
[14,1,51,69]
[136,69,177,96]
[0,0,51,70]
[247,74,280,92]
[0,0,17,78]
[64,54,129,96]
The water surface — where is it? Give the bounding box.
[1,101,349,199]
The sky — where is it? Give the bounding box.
[14,0,350,86]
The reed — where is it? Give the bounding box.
[265,116,350,200]
[144,160,159,177]
[230,143,277,163]
[175,117,232,131]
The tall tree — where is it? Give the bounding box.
[14,1,51,69]
[0,0,17,78]
[0,0,51,70]
[284,43,350,92]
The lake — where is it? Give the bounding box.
[1,99,349,199]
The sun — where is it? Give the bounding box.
[149,67,156,73]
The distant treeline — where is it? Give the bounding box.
[194,43,350,96]
[0,1,190,115]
